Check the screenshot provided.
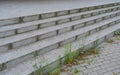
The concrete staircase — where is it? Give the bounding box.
[0,2,120,75]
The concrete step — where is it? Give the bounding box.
[0,10,119,48]
[0,22,120,75]
[0,16,119,69]
[0,6,119,33]
[0,10,119,54]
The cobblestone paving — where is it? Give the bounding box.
[60,36,120,75]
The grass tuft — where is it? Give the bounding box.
[33,63,43,75]
[64,43,73,64]
[74,68,80,75]
[115,30,120,36]
[107,39,114,43]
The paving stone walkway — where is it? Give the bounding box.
[60,36,120,75]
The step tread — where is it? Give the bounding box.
[1,23,120,75]
[0,6,119,32]
[0,10,119,46]
[0,16,119,65]
[0,1,119,20]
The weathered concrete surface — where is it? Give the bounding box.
[0,0,119,20]
[61,36,120,75]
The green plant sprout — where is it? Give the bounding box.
[55,55,61,75]
[64,43,81,65]
[47,68,51,75]
[33,56,46,75]
[51,68,61,75]
[73,50,79,60]
[47,66,53,75]
[64,43,73,64]
[74,68,80,75]
[46,61,52,75]
[47,56,61,75]
[107,39,114,43]
[94,39,99,48]
[33,63,43,75]
[87,58,94,65]
[115,30,120,36]
[83,40,99,54]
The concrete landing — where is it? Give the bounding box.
[0,0,119,20]
[61,36,120,75]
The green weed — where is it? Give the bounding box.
[47,56,61,75]
[64,43,73,64]
[73,50,79,60]
[33,56,46,75]
[74,68,80,75]
[115,30,120,36]
[94,39,99,48]
[88,58,94,65]
[33,63,43,75]
[107,39,114,43]
[55,55,61,75]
